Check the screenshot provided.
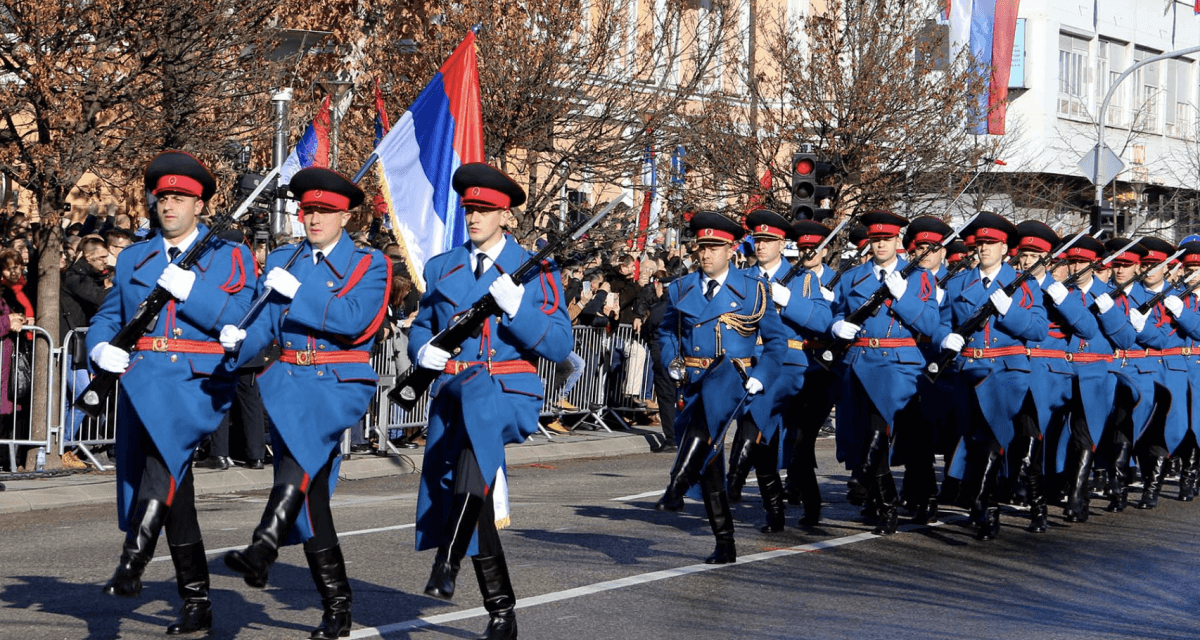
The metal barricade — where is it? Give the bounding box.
[58,328,119,469]
[0,325,55,472]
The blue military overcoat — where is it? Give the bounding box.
[409,236,572,555]
[88,225,255,531]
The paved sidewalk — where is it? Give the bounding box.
[0,427,664,516]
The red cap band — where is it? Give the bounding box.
[697,228,735,244]
[947,252,967,262]
[797,234,824,247]
[975,227,1008,244]
[1183,254,1200,266]
[964,235,977,248]
[299,189,351,212]
[1017,237,1052,253]
[1065,247,1097,261]
[1111,252,1142,266]
[907,231,944,251]
[867,223,901,238]
[461,186,512,210]
[154,175,204,199]
[1143,250,1167,264]
[751,224,786,239]
[855,238,870,249]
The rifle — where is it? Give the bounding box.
[1138,267,1200,315]
[1112,248,1186,300]
[74,165,283,418]
[818,212,981,367]
[936,255,975,287]
[923,233,1083,382]
[1062,235,1143,288]
[776,217,851,287]
[827,243,870,289]
[388,195,626,411]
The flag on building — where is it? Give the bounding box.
[949,0,1021,135]
[278,95,332,186]
[374,30,484,290]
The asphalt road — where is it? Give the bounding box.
[2,445,1199,640]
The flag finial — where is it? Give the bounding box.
[471,23,483,34]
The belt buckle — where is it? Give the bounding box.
[868,338,880,348]
[1065,352,1074,362]
[151,337,169,352]
[1185,347,1193,356]
[971,347,984,359]
[1025,347,1032,357]
[295,350,314,366]
[699,358,711,369]
[451,361,469,374]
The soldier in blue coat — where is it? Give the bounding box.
[1161,240,1200,501]
[780,220,839,526]
[654,211,789,563]
[724,210,831,533]
[408,163,572,640]
[935,212,1048,540]
[829,211,940,535]
[218,167,389,639]
[90,151,256,635]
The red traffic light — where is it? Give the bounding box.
[795,158,815,175]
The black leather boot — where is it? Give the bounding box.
[1005,435,1033,507]
[968,447,1002,541]
[912,496,939,525]
[1025,439,1047,533]
[725,429,756,504]
[872,471,899,536]
[1136,454,1168,510]
[1104,439,1132,513]
[1179,446,1199,501]
[701,465,736,564]
[306,545,353,639]
[424,492,484,600]
[852,428,889,511]
[1064,447,1094,523]
[166,541,212,635]
[757,472,786,533]
[473,553,518,640]
[224,483,306,589]
[656,434,708,512]
[103,499,169,597]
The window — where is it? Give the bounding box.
[1058,33,1090,119]
[1133,47,1161,133]
[1097,39,1126,127]
[1165,58,1193,138]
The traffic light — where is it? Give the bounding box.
[790,152,836,221]
[1088,202,1124,235]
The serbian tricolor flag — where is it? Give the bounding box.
[279,95,331,186]
[950,0,1021,135]
[374,29,483,290]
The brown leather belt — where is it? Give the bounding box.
[1160,347,1194,357]
[799,340,827,350]
[788,339,806,350]
[443,359,538,375]
[1069,352,1113,363]
[135,337,225,354]
[281,349,371,366]
[963,345,1029,359]
[1114,349,1149,359]
[850,337,917,348]
[682,356,753,369]
[1027,349,1067,359]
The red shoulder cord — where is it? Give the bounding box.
[220,249,247,294]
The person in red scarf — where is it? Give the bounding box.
[0,248,30,459]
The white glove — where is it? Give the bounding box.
[219,324,246,352]
[940,333,965,352]
[989,288,1013,316]
[884,271,908,299]
[417,342,452,370]
[264,267,301,299]
[770,282,791,308]
[1045,281,1069,306]
[1094,293,1115,314]
[819,286,834,302]
[831,319,860,340]
[157,264,196,302]
[1129,308,1148,333]
[489,274,525,318]
[744,377,764,395]
[1165,295,1184,317]
[91,342,130,373]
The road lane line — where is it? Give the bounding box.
[348,525,941,638]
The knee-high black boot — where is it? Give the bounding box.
[224,483,306,588]
[655,434,708,512]
[424,492,484,600]
[872,471,899,536]
[911,464,939,525]
[854,428,889,511]
[1104,439,1132,512]
[785,434,822,525]
[1026,439,1048,533]
[103,499,169,597]
[757,472,786,533]
[306,545,353,639]
[473,553,518,640]
[1178,446,1199,501]
[167,541,212,635]
[725,427,756,504]
[1136,454,1168,509]
[965,446,1002,541]
[1064,446,1095,523]
[700,463,735,564]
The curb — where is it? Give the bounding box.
[0,431,658,515]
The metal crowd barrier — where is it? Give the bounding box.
[58,328,119,469]
[0,325,56,472]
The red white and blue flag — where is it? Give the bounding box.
[948,0,1021,135]
[279,95,331,186]
[374,30,484,290]
[372,79,393,230]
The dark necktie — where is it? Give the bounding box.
[982,277,991,290]
[167,247,180,263]
[474,254,487,279]
[705,280,718,300]
[315,250,325,265]
[878,269,886,282]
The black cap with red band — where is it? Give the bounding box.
[1014,220,1060,254]
[1139,237,1175,265]
[904,216,952,251]
[746,210,797,241]
[290,167,365,212]
[690,211,745,246]
[452,162,527,210]
[1104,238,1148,266]
[793,220,833,249]
[860,210,908,239]
[964,212,1019,249]
[144,151,217,202]
[1065,235,1104,262]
